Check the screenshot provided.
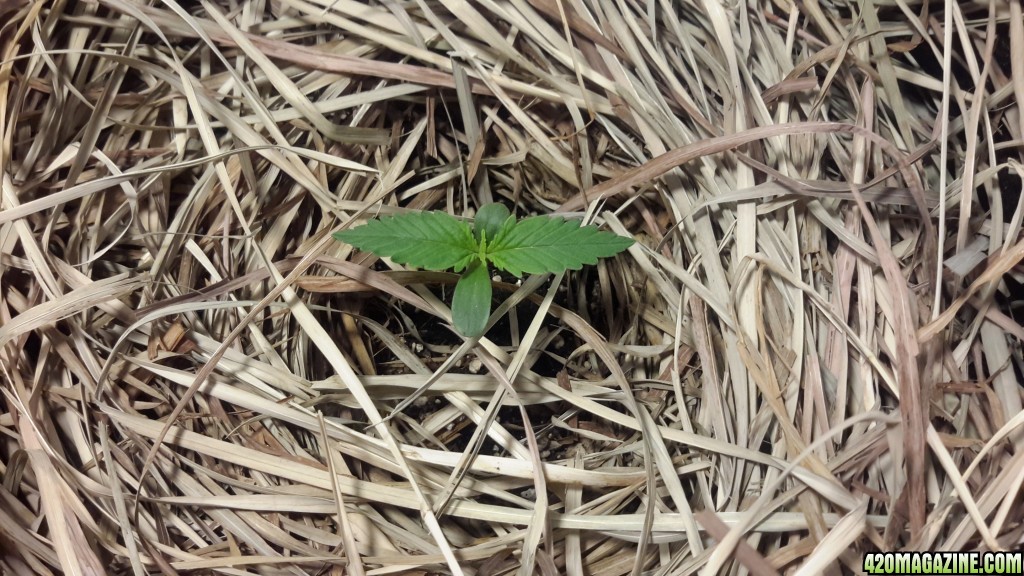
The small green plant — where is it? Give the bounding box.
[334,203,634,337]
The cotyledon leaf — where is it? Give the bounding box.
[452,260,492,337]
[473,203,512,243]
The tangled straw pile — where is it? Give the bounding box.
[1,0,1022,573]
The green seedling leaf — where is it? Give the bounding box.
[333,211,477,272]
[333,204,634,337]
[452,260,491,337]
[486,215,634,277]
[473,203,512,243]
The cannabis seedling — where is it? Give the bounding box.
[333,204,634,337]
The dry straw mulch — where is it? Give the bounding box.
[1,0,1023,573]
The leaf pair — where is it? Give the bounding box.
[333,204,634,337]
